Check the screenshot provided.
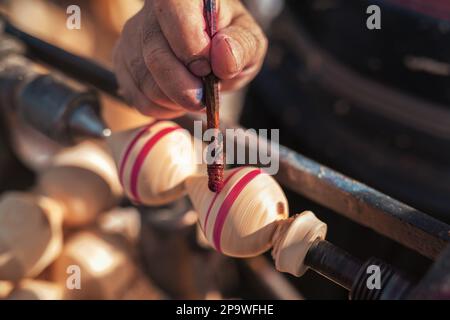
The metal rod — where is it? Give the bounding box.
[304,240,414,299]
[305,239,362,290]
[2,17,122,101]
[276,145,450,260]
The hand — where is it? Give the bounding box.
[113,0,268,118]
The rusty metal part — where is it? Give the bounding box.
[276,145,450,260]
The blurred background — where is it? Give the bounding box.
[0,0,449,300]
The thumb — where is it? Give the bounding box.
[211,13,267,80]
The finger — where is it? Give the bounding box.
[141,18,205,111]
[114,49,185,119]
[152,0,211,77]
[220,64,261,91]
[140,73,185,112]
[119,11,184,113]
[126,53,184,112]
[211,11,268,80]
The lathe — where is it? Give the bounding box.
[0,4,449,301]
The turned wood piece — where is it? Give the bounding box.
[51,230,136,300]
[7,280,63,300]
[107,121,197,205]
[37,141,122,227]
[186,166,327,276]
[0,192,63,281]
[98,207,141,245]
[186,166,289,257]
[271,211,327,276]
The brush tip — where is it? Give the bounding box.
[207,164,224,193]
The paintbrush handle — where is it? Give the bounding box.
[203,0,224,193]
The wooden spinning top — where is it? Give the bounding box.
[37,141,122,227]
[186,166,327,277]
[186,167,289,257]
[0,192,63,281]
[107,121,197,205]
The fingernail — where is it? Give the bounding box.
[225,37,243,75]
[188,58,212,77]
[196,88,204,104]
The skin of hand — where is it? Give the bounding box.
[113,0,268,119]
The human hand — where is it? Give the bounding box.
[113,0,267,118]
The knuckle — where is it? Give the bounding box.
[128,56,148,88]
[145,46,170,69]
[141,23,160,47]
